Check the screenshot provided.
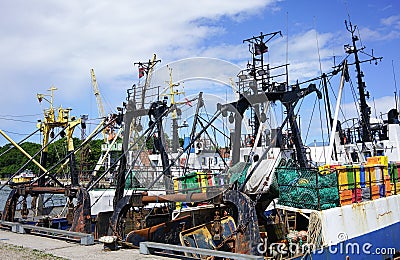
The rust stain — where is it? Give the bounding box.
[376,211,392,219]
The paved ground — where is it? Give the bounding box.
[0,229,174,260]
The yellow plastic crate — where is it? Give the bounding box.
[367,156,388,166]
[337,166,348,190]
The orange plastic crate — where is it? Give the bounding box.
[371,185,380,200]
[340,190,353,205]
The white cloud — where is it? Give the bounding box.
[381,15,400,28]
[266,29,339,83]
[352,15,400,42]
[297,93,393,144]
[381,5,393,11]
[340,95,398,121]
[358,27,400,41]
[0,0,278,144]
[0,0,398,148]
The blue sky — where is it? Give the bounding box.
[0,0,399,146]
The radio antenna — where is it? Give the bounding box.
[393,60,399,111]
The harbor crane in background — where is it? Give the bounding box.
[90,68,107,141]
[89,69,123,184]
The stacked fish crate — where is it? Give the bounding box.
[337,156,391,206]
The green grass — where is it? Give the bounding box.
[0,243,68,260]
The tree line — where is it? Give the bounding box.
[0,138,103,179]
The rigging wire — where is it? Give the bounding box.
[0,129,41,137]
[314,17,324,76]
[313,16,330,147]
[202,95,219,149]
[224,89,229,148]
[328,71,363,157]
[293,81,324,140]
[197,115,227,139]
[317,92,327,161]
[0,129,40,157]
[30,117,115,188]
[123,125,157,191]
[91,187,111,208]
[356,26,364,49]
[53,129,67,179]
[0,113,42,118]
[321,78,332,138]
[348,78,362,122]
[304,88,320,144]
[326,72,352,131]
[286,11,289,84]
[86,108,167,192]
[0,117,38,124]
[327,64,361,129]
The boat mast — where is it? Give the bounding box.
[134,54,161,110]
[164,66,184,153]
[243,31,282,144]
[36,86,81,186]
[345,20,372,142]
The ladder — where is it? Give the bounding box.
[285,210,297,231]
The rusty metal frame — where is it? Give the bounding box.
[223,189,261,256]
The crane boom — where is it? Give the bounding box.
[90,69,107,141]
[91,68,106,119]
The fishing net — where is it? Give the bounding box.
[227,162,250,185]
[276,167,339,210]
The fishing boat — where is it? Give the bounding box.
[124,21,400,259]
[90,20,400,259]
[201,20,400,259]
[270,20,400,259]
[10,170,35,184]
[88,60,230,218]
[1,17,399,259]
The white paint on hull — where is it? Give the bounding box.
[319,194,400,245]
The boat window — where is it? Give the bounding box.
[351,151,359,162]
[363,151,371,160]
[201,157,206,166]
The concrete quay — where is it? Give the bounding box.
[0,229,174,260]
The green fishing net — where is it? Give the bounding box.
[276,167,339,210]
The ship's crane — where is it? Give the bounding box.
[90,69,123,181]
[90,68,107,141]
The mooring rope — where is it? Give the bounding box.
[307,211,323,247]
